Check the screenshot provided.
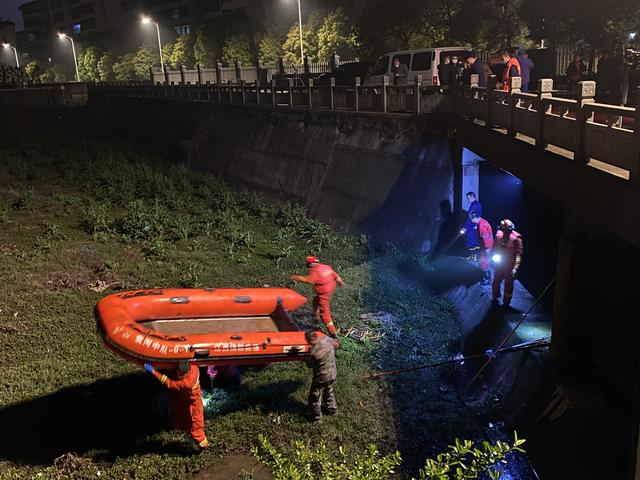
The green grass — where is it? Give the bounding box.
[0,137,465,479]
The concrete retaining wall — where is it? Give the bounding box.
[89,97,457,250]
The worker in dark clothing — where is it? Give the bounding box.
[438,56,453,86]
[516,49,535,93]
[596,52,621,103]
[304,330,338,423]
[292,256,346,337]
[464,52,488,87]
[391,57,408,85]
[144,362,209,450]
[460,192,483,260]
[566,53,587,97]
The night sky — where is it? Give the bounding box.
[0,0,23,30]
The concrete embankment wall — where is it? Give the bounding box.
[88,96,457,250]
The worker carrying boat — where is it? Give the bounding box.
[491,219,523,307]
[143,361,209,450]
[291,256,345,337]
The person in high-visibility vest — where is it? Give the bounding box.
[292,256,345,337]
[491,219,523,306]
[500,50,521,92]
[470,212,493,285]
[144,362,209,450]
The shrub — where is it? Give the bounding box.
[0,203,10,224]
[84,202,113,238]
[119,199,168,241]
[12,188,37,211]
[143,237,170,259]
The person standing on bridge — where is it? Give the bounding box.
[516,49,535,93]
[460,192,483,260]
[391,57,409,86]
[143,361,209,450]
[470,211,493,285]
[500,50,521,92]
[491,219,523,307]
[292,256,345,337]
[464,52,488,88]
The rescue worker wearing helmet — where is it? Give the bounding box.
[144,361,209,450]
[491,219,523,306]
[460,192,483,261]
[291,256,345,337]
[469,211,493,285]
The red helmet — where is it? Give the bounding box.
[306,255,320,265]
[499,219,515,232]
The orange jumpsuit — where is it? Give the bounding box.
[293,263,344,335]
[477,218,494,272]
[491,229,523,305]
[152,365,209,448]
[502,57,521,92]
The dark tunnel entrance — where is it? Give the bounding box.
[462,147,564,310]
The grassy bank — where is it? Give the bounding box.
[0,136,463,479]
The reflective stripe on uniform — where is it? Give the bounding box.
[159,374,168,384]
[199,438,209,448]
[192,380,200,390]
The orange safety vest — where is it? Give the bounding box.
[502,57,521,91]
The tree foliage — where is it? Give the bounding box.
[97,51,115,81]
[282,10,325,63]
[169,34,195,69]
[194,26,218,68]
[222,33,253,66]
[258,32,284,65]
[132,43,156,79]
[112,53,135,80]
[317,8,353,61]
[78,46,100,81]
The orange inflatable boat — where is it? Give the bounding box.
[95,288,315,368]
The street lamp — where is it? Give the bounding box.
[287,0,304,64]
[141,16,164,73]
[2,43,19,68]
[58,33,79,81]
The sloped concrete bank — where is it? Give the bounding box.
[89,96,457,250]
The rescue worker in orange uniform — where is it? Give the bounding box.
[292,256,345,337]
[500,49,521,92]
[144,362,209,450]
[470,212,493,285]
[491,219,523,306]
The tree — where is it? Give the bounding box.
[78,46,100,81]
[112,53,135,80]
[258,32,283,65]
[97,51,115,81]
[222,33,253,66]
[132,43,155,79]
[194,26,218,68]
[24,60,42,83]
[162,43,174,68]
[39,64,67,83]
[316,8,353,61]
[282,10,324,63]
[169,34,195,69]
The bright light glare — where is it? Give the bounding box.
[630,32,637,40]
[141,16,151,24]
[2,43,9,49]
[57,33,66,38]
[492,254,502,263]
[459,229,465,235]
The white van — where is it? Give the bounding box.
[367,47,471,86]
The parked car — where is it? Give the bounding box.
[315,62,372,86]
[367,47,471,87]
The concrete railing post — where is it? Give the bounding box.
[196,63,202,85]
[486,83,495,129]
[330,77,335,110]
[179,65,185,85]
[383,75,389,113]
[303,56,310,75]
[215,61,222,85]
[508,76,522,136]
[278,57,285,75]
[149,67,154,83]
[240,79,246,105]
[354,76,360,112]
[228,79,233,104]
[631,87,640,185]
[235,61,241,83]
[536,79,554,149]
[256,79,261,106]
[288,78,294,107]
[308,78,313,109]
[272,78,277,107]
[415,74,422,115]
[575,80,596,165]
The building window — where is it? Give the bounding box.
[174,25,191,35]
[73,23,81,34]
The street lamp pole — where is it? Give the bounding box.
[296,0,304,64]
[142,17,164,73]
[58,33,79,81]
[2,43,19,68]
